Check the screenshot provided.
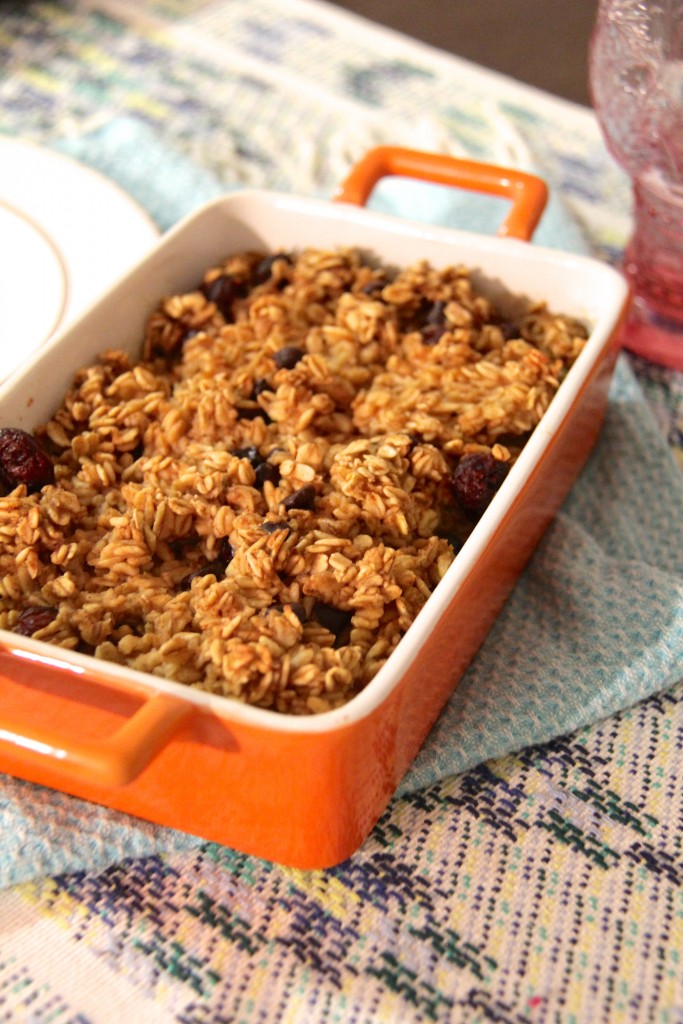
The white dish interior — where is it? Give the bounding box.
[0,190,629,733]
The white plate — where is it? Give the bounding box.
[0,136,159,382]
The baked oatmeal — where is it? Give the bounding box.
[0,247,588,713]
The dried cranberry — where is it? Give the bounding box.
[202,274,240,320]
[283,485,316,511]
[0,428,55,493]
[273,346,304,370]
[451,453,508,518]
[13,606,58,636]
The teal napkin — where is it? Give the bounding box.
[0,117,679,887]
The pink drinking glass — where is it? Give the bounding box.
[590,0,683,370]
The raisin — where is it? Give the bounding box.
[0,428,55,493]
[451,453,508,518]
[419,300,449,345]
[283,485,316,511]
[202,274,240,320]
[13,606,58,636]
[273,346,304,370]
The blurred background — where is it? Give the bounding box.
[328,1,599,106]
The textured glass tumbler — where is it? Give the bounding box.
[590,0,683,370]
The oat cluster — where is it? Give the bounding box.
[0,248,587,713]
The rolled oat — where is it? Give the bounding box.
[0,248,587,713]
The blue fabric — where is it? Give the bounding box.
[56,117,227,231]
[0,115,677,887]
[369,175,591,254]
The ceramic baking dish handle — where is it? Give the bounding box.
[334,145,549,241]
[0,645,194,787]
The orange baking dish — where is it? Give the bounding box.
[0,148,629,868]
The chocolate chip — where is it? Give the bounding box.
[261,520,289,535]
[236,405,271,424]
[435,529,464,553]
[253,252,293,286]
[270,600,307,623]
[420,324,448,346]
[283,485,316,511]
[312,602,352,637]
[288,601,307,623]
[251,378,272,398]
[219,538,235,564]
[425,300,447,325]
[493,316,520,341]
[180,559,225,591]
[361,276,388,296]
[176,327,202,351]
[232,446,279,488]
[232,445,264,467]
[254,462,280,488]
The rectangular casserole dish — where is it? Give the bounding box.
[0,148,630,868]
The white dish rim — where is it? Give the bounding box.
[0,188,629,735]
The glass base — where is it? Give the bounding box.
[621,298,683,372]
